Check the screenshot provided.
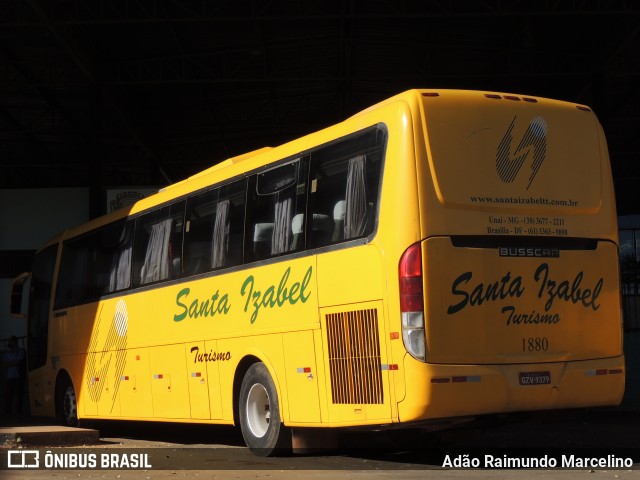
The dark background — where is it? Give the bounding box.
[1,1,638,217]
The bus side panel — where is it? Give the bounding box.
[184,341,212,419]
[318,300,391,425]
[95,353,122,417]
[148,344,191,419]
[79,300,127,419]
[203,339,224,420]
[282,330,321,423]
[311,99,421,427]
[316,246,385,307]
[118,347,153,418]
[314,219,391,425]
[132,259,318,350]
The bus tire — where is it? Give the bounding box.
[238,362,291,456]
[57,377,80,428]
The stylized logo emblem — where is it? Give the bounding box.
[7,450,39,468]
[114,299,128,337]
[496,116,548,189]
[86,300,128,411]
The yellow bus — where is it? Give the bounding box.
[11,89,624,455]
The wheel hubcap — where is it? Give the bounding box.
[246,383,270,438]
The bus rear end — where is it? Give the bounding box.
[400,90,624,421]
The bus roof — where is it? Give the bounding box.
[48,89,603,246]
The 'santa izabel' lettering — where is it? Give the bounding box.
[173,265,313,324]
[534,263,602,311]
[174,288,230,322]
[241,266,312,324]
[447,263,604,320]
[447,271,524,315]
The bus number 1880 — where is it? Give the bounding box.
[522,337,549,352]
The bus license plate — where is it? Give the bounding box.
[519,371,551,386]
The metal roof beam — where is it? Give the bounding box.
[2,0,639,26]
[26,0,162,165]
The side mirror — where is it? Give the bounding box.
[10,272,31,318]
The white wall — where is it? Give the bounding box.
[0,188,89,339]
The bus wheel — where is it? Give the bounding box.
[239,362,291,456]
[58,379,80,428]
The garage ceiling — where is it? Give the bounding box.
[1,1,639,214]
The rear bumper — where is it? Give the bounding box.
[398,355,625,423]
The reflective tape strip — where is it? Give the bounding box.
[380,364,398,371]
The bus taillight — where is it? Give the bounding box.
[399,243,426,361]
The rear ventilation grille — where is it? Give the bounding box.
[326,308,383,404]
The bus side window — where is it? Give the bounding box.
[308,127,385,248]
[247,159,306,262]
[133,201,185,287]
[221,180,246,268]
[55,219,134,308]
[55,236,91,307]
[184,179,246,276]
[185,190,216,275]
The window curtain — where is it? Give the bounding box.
[211,199,230,269]
[271,196,292,255]
[141,219,173,284]
[109,247,131,292]
[344,155,368,239]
